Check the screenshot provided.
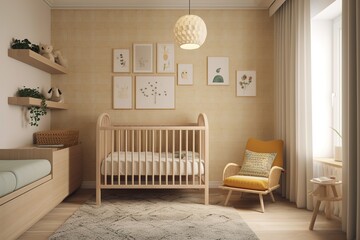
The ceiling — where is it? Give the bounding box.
[43,0,275,9]
[313,0,341,20]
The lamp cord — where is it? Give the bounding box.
[189,0,190,15]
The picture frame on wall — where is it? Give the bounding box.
[157,43,175,73]
[135,76,175,109]
[207,57,229,85]
[236,71,256,96]
[177,64,193,85]
[113,76,132,109]
[113,49,130,73]
[133,43,153,73]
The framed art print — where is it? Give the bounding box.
[157,43,175,73]
[135,76,175,109]
[177,64,193,85]
[236,71,256,96]
[113,49,130,73]
[207,57,229,85]
[133,43,153,73]
[113,76,132,109]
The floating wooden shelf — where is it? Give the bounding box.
[8,49,68,74]
[8,97,68,110]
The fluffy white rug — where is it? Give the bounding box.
[50,191,258,240]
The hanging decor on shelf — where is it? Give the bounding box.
[17,87,47,127]
[173,0,207,50]
[44,87,64,103]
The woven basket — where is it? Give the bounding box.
[35,130,79,147]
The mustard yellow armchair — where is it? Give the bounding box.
[220,138,284,213]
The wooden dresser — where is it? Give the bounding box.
[0,144,82,240]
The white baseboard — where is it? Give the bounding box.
[81,181,223,189]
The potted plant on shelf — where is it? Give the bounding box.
[17,87,47,127]
[11,38,40,53]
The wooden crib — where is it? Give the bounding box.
[96,113,209,205]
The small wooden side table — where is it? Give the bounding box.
[309,179,342,230]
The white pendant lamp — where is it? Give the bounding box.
[173,0,207,50]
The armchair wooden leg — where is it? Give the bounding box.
[259,194,265,213]
[225,190,233,206]
[269,191,275,202]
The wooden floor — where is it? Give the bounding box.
[18,188,346,240]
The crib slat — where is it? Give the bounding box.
[172,130,175,185]
[104,130,107,186]
[145,130,148,185]
[111,130,114,186]
[159,130,162,186]
[165,130,168,185]
[125,130,128,185]
[152,130,155,185]
[118,130,121,185]
[138,130,141,186]
[131,130,135,185]
[179,130,182,186]
[199,130,202,185]
[185,130,188,186]
[192,130,195,185]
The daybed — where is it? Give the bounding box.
[96,113,209,205]
[0,159,51,198]
[0,145,82,240]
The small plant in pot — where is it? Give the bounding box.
[17,87,47,127]
[11,38,40,53]
[330,127,342,161]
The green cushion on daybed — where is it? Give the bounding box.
[0,159,51,197]
[0,172,16,197]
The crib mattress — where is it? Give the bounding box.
[0,159,51,197]
[101,151,204,176]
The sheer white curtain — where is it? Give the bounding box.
[274,0,313,209]
[342,0,360,238]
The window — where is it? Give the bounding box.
[332,16,342,147]
[311,0,342,158]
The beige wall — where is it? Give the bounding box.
[0,0,51,148]
[51,9,274,183]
